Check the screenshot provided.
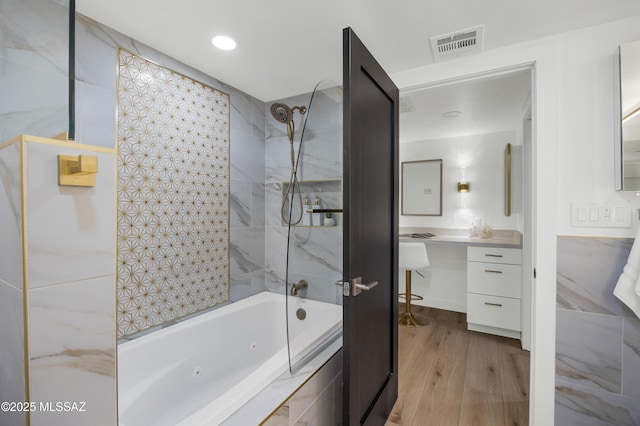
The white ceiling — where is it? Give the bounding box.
[76,0,640,102]
[400,70,531,143]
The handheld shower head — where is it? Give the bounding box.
[270,103,292,123]
[270,103,307,123]
[271,101,308,226]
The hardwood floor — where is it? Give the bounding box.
[386,306,530,426]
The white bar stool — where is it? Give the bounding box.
[398,242,429,327]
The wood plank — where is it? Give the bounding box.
[499,351,530,401]
[464,332,502,396]
[459,387,506,426]
[500,351,530,426]
[388,306,530,426]
[502,399,529,426]
[386,388,425,426]
[411,356,465,426]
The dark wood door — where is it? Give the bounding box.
[343,27,399,425]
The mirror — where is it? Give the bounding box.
[615,39,640,190]
[401,159,442,216]
[505,143,512,216]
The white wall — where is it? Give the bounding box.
[391,14,640,426]
[400,130,522,231]
[554,20,640,238]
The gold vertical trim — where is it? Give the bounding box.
[19,136,31,426]
[115,47,121,425]
[505,143,512,216]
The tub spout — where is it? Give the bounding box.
[290,280,308,296]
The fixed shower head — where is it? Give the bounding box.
[270,103,292,123]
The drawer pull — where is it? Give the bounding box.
[484,302,503,307]
[484,254,503,258]
[484,269,503,274]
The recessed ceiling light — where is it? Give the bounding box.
[442,110,462,118]
[212,35,237,51]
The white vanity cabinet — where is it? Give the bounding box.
[466,246,522,339]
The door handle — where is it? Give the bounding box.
[484,253,503,258]
[352,276,378,296]
[484,269,503,274]
[336,277,379,296]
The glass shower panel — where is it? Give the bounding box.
[285,81,344,371]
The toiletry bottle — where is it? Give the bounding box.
[313,196,322,226]
[302,196,311,226]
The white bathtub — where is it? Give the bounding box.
[117,291,342,426]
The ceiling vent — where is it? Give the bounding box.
[399,96,416,113]
[430,25,484,62]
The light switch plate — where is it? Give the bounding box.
[571,202,631,228]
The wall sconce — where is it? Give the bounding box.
[58,154,98,187]
[457,167,470,192]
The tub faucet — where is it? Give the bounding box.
[290,280,308,296]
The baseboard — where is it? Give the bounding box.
[467,322,521,340]
[411,297,466,313]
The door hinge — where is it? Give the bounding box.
[533,268,537,279]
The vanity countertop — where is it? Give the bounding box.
[399,227,522,249]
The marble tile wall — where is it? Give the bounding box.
[262,349,343,426]
[0,140,25,426]
[0,2,114,424]
[556,236,640,424]
[75,14,266,311]
[26,139,117,426]
[0,0,69,143]
[264,85,344,304]
[0,136,118,426]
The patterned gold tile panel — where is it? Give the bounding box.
[117,49,230,337]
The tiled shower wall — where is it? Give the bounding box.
[0,135,118,426]
[556,236,640,424]
[75,14,267,317]
[0,142,26,426]
[0,0,69,142]
[1,7,266,425]
[264,87,344,304]
[116,49,231,337]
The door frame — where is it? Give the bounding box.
[393,58,556,425]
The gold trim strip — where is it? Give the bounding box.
[3,134,117,154]
[115,45,121,425]
[0,134,24,150]
[117,47,231,99]
[21,135,117,154]
[20,139,31,426]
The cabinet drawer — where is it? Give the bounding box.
[467,262,522,298]
[467,293,521,331]
[467,247,521,265]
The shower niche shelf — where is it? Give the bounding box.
[282,178,343,228]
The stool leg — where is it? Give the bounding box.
[399,269,427,327]
[405,270,411,313]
